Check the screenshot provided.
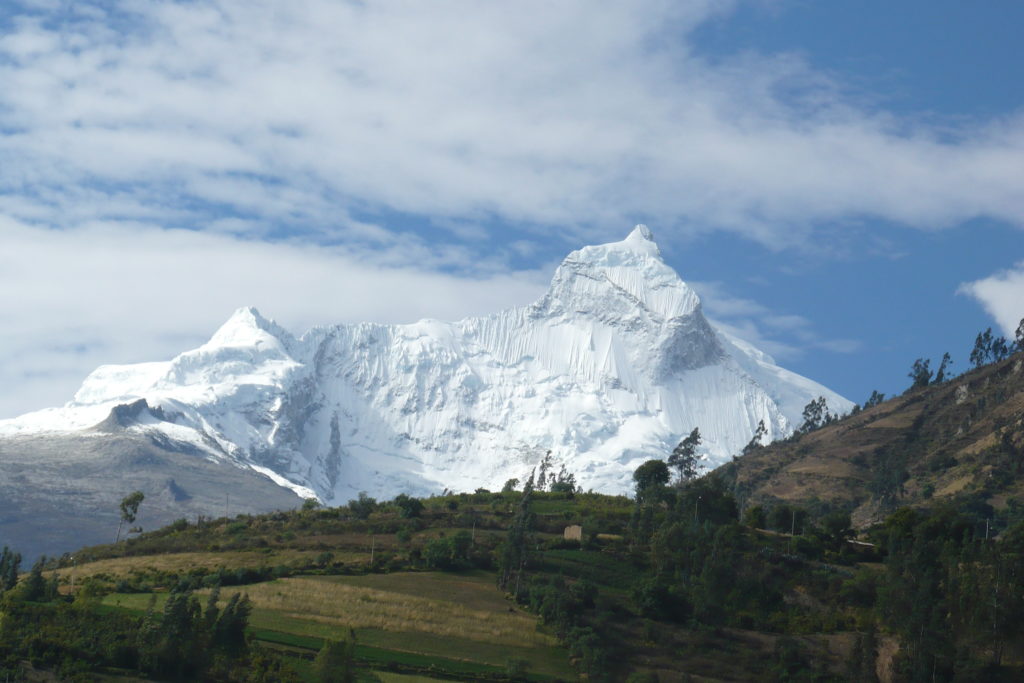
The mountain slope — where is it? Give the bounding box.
[721,352,1024,527]
[1,226,850,509]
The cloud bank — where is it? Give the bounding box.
[0,219,547,418]
[1,0,1023,245]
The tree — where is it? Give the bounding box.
[312,637,356,683]
[19,556,48,602]
[116,491,145,543]
[992,335,1011,361]
[798,397,831,433]
[393,493,424,518]
[1016,318,1024,352]
[864,390,886,409]
[536,451,554,491]
[0,546,21,593]
[667,428,702,484]
[501,478,520,493]
[742,420,767,456]
[499,471,535,591]
[214,592,252,657]
[768,505,808,535]
[907,358,933,390]
[742,505,766,529]
[549,464,578,494]
[632,459,670,502]
[348,492,377,520]
[821,511,854,551]
[971,328,995,368]
[934,352,952,383]
[302,497,321,511]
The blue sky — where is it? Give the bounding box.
[0,0,1022,418]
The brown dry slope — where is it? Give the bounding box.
[719,352,1024,527]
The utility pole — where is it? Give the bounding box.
[790,508,796,554]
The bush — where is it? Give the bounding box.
[393,494,424,519]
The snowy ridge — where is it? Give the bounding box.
[0,226,851,502]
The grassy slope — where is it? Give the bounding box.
[82,493,587,681]
[86,515,860,681]
[723,353,1024,526]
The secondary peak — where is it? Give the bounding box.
[626,224,654,243]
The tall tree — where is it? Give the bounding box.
[933,352,952,383]
[970,328,995,368]
[668,428,702,484]
[798,397,831,433]
[0,546,21,592]
[116,491,145,543]
[992,335,1010,361]
[549,464,578,494]
[864,390,886,408]
[908,358,933,390]
[742,420,767,456]
[632,459,670,503]
[499,470,535,591]
[313,637,356,683]
[536,451,554,491]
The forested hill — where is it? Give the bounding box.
[719,348,1024,528]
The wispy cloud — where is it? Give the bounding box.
[1,0,1022,248]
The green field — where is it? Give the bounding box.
[103,570,574,680]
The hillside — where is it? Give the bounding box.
[720,352,1024,528]
[4,467,1024,681]
[0,427,302,563]
[1,489,875,681]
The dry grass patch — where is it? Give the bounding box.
[57,549,368,581]
[237,575,555,649]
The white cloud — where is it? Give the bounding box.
[0,0,1021,247]
[0,219,548,418]
[960,264,1024,338]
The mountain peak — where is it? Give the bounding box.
[206,307,292,350]
[626,223,654,243]
[603,223,660,259]
[540,224,692,321]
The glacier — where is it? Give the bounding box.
[0,225,851,503]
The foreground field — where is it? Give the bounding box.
[102,569,575,680]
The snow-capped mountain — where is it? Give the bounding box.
[1,226,851,503]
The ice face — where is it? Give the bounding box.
[0,227,852,502]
